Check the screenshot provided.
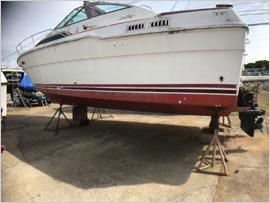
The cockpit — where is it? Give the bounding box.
[55,2,132,29]
[36,1,132,46]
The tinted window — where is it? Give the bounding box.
[36,32,69,46]
[66,9,88,25]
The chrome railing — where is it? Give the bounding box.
[16,29,53,55]
[16,29,70,55]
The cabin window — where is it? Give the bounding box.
[36,32,69,46]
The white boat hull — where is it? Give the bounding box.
[18,27,247,116]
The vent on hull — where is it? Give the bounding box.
[150,19,169,27]
[127,23,145,31]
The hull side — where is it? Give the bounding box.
[19,27,247,116]
[19,28,246,86]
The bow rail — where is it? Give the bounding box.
[16,29,52,55]
[16,29,69,56]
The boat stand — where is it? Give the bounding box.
[91,107,113,121]
[197,115,229,176]
[220,116,231,128]
[44,104,73,136]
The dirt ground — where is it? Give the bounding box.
[1,91,269,202]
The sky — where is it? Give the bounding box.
[1,0,269,68]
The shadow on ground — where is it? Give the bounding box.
[61,106,184,116]
[2,111,206,190]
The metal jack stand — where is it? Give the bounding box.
[44,104,73,136]
[197,115,229,176]
[220,116,231,128]
[91,107,113,121]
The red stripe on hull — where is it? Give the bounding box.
[38,88,238,116]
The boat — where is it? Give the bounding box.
[18,74,49,105]
[1,68,24,100]
[1,68,24,85]
[16,1,264,136]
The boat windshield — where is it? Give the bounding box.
[95,4,127,13]
[55,3,130,29]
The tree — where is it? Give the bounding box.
[244,60,269,71]
[244,63,256,69]
[255,60,269,70]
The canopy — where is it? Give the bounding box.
[19,74,38,93]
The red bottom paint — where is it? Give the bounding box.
[39,87,238,116]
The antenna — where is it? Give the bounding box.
[185,0,192,10]
[171,1,178,11]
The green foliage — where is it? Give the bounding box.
[244,60,269,70]
[244,63,256,69]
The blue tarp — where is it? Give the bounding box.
[19,74,38,93]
